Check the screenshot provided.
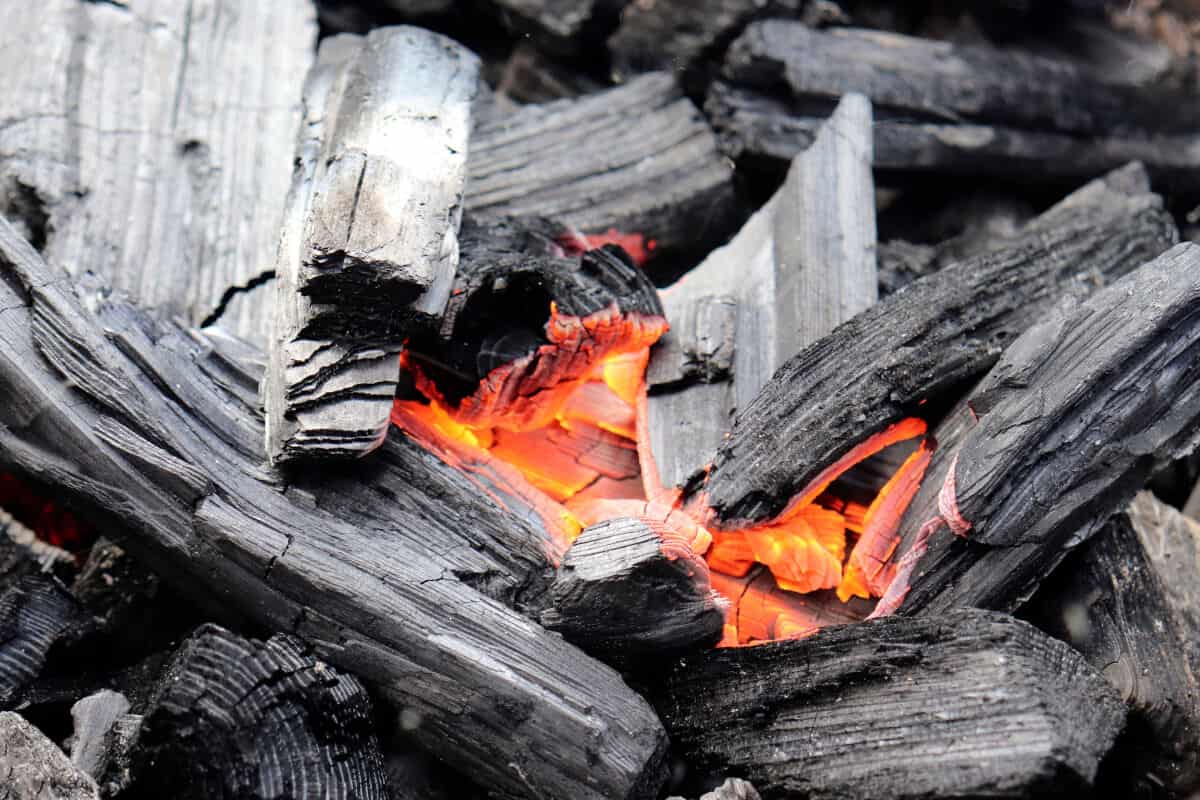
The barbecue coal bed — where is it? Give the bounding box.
[2,2,1200,799]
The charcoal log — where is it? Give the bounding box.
[884,242,1200,617]
[541,517,724,664]
[654,608,1126,800]
[702,163,1177,523]
[1026,492,1200,795]
[0,576,79,711]
[126,624,385,800]
[466,73,737,264]
[0,711,99,800]
[647,94,876,490]
[265,28,479,464]
[0,215,668,800]
[0,0,315,344]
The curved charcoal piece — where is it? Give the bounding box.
[127,624,385,800]
[701,163,1176,524]
[653,609,1126,800]
[891,241,1200,616]
[0,214,668,800]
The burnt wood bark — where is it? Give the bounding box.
[466,73,737,263]
[126,624,385,800]
[0,216,668,800]
[0,711,99,800]
[1026,492,1200,795]
[0,0,315,344]
[702,163,1177,523]
[647,94,876,490]
[653,608,1127,800]
[887,241,1200,617]
[265,28,479,465]
[540,517,724,665]
[706,81,1200,191]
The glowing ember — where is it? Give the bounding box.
[393,251,934,646]
[557,228,657,267]
[0,472,92,553]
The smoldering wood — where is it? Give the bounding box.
[0,711,99,800]
[466,73,737,262]
[647,95,876,491]
[0,0,315,345]
[701,163,1177,523]
[607,0,804,82]
[126,624,386,800]
[540,517,724,664]
[707,82,1200,191]
[724,21,1200,138]
[264,28,479,465]
[68,690,130,779]
[0,215,668,800]
[890,242,1200,618]
[1025,492,1200,795]
[653,608,1126,800]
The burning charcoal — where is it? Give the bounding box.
[608,0,806,82]
[466,73,737,265]
[68,690,130,779]
[707,22,1200,188]
[0,577,80,710]
[125,624,386,800]
[0,711,99,800]
[653,608,1126,800]
[265,28,480,465]
[647,94,876,491]
[0,1,314,344]
[701,162,1177,525]
[0,215,669,800]
[884,241,1200,618]
[1026,492,1200,795]
[541,517,725,664]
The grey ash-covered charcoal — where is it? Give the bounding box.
[647,94,876,491]
[0,214,668,800]
[0,711,99,800]
[887,242,1200,618]
[0,0,315,344]
[1027,492,1200,795]
[654,609,1126,800]
[701,163,1176,524]
[541,517,725,665]
[265,27,479,464]
[467,73,737,263]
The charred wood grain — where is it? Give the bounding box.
[466,73,737,263]
[648,95,876,491]
[702,163,1177,523]
[126,624,385,800]
[653,608,1126,800]
[891,242,1200,617]
[0,0,315,344]
[541,517,724,666]
[707,81,1200,191]
[265,28,479,465]
[0,215,668,800]
[1026,492,1200,795]
[0,577,79,711]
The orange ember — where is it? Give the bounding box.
[557,228,657,267]
[394,296,934,646]
[0,472,93,554]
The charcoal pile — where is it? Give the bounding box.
[2,1,1200,799]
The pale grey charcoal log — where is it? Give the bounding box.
[68,691,130,779]
[666,777,762,800]
[466,73,737,261]
[0,215,668,800]
[264,28,479,465]
[646,95,876,491]
[0,0,315,344]
[1027,492,1200,795]
[0,711,99,800]
[654,609,1126,800]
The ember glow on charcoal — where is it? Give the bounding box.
[0,472,92,553]
[393,266,936,645]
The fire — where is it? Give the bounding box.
[0,472,93,555]
[394,250,933,647]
